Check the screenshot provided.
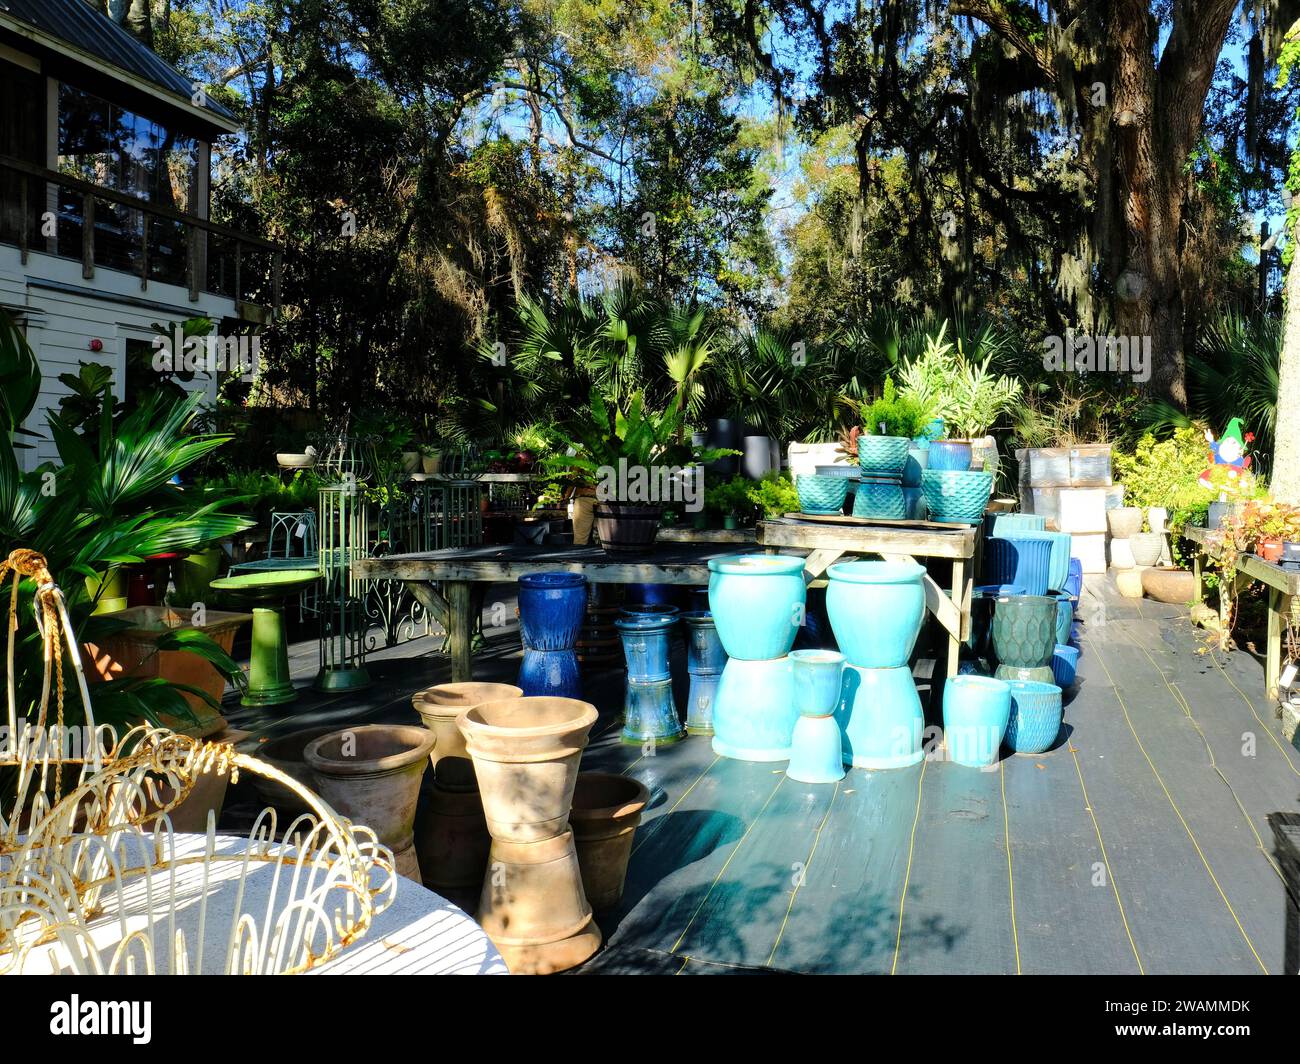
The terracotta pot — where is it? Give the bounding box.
[570,772,650,910]
[477,830,602,974]
[250,725,339,816]
[146,769,230,834]
[415,756,491,892]
[1141,566,1196,604]
[1129,531,1164,567]
[1257,537,1284,564]
[412,682,523,767]
[1107,506,1143,539]
[457,696,598,843]
[304,725,435,881]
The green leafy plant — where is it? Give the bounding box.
[747,471,800,518]
[896,325,1022,439]
[704,476,757,520]
[1111,427,1214,511]
[858,379,931,438]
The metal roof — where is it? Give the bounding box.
[0,0,238,126]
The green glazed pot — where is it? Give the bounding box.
[989,594,1057,669]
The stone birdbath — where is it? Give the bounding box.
[209,569,319,707]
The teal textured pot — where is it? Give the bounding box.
[1046,590,1074,646]
[826,560,925,669]
[989,594,1057,668]
[712,655,797,762]
[943,675,1012,768]
[787,714,846,784]
[921,469,993,523]
[796,474,849,515]
[707,554,807,660]
[836,663,924,769]
[1005,681,1063,753]
[857,434,910,477]
[927,439,972,471]
[852,480,906,519]
[986,513,1047,536]
[994,663,1055,684]
[790,649,845,715]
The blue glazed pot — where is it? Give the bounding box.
[971,583,1024,656]
[1064,558,1084,599]
[986,513,1047,536]
[984,535,1054,597]
[680,611,727,673]
[685,670,721,735]
[712,655,798,761]
[622,679,685,746]
[852,480,906,519]
[921,469,993,523]
[927,439,972,471]
[836,663,924,769]
[787,714,846,784]
[902,445,929,488]
[517,572,588,650]
[943,675,1012,768]
[707,554,807,661]
[796,474,849,515]
[627,583,679,608]
[1051,644,1079,689]
[989,594,1057,668]
[857,435,910,477]
[1046,590,1074,646]
[616,615,675,682]
[790,649,845,716]
[1005,681,1063,753]
[903,486,926,520]
[620,602,680,621]
[1014,531,1072,592]
[826,560,926,669]
[518,647,582,699]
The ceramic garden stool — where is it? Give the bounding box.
[943,675,1012,768]
[707,554,807,762]
[209,569,320,707]
[787,650,846,784]
[1005,681,1064,754]
[459,695,602,974]
[615,614,685,746]
[304,724,436,882]
[680,610,727,735]
[516,572,588,699]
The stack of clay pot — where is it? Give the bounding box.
[1107,506,1165,598]
[459,695,602,974]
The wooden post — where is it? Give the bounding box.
[446,581,474,682]
[1268,586,1284,704]
[187,223,200,302]
[81,192,94,279]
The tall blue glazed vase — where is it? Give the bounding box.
[517,572,587,698]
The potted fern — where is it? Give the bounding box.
[856,380,931,477]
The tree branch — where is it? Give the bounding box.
[949,0,1059,87]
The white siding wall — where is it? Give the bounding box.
[1,242,235,471]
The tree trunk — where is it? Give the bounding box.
[1272,220,1300,504]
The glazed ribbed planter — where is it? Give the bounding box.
[989,594,1057,668]
[927,439,972,471]
[304,725,436,882]
[595,502,661,554]
[570,772,650,910]
[921,469,994,523]
[457,696,598,842]
[1107,506,1143,539]
[994,663,1055,684]
[943,675,1012,768]
[1130,531,1164,567]
[902,444,929,488]
[413,681,523,767]
[836,663,924,769]
[517,572,588,649]
[857,434,910,477]
[707,554,806,660]
[518,647,582,699]
[712,655,797,761]
[987,513,1047,536]
[250,725,338,817]
[1004,681,1064,753]
[852,480,907,519]
[990,530,1071,592]
[826,560,926,668]
[796,474,849,515]
[681,611,726,735]
[1051,644,1079,689]
[984,535,1054,597]
[415,755,490,892]
[1064,558,1084,599]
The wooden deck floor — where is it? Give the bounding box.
[223,575,1300,975]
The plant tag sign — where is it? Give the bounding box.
[1281,662,1298,689]
[295,522,306,539]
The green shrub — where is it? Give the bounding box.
[859,379,931,439]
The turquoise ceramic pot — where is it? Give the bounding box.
[1047,590,1074,645]
[943,675,1012,768]
[787,714,846,784]
[924,418,946,442]
[836,663,924,769]
[921,469,993,523]
[708,554,807,660]
[902,444,929,488]
[796,474,849,515]
[989,594,1057,668]
[927,439,972,471]
[790,649,845,716]
[986,513,1047,535]
[994,663,1055,683]
[902,486,926,520]
[712,655,797,761]
[1005,681,1063,753]
[984,535,1054,596]
[994,530,1071,592]
[857,435,910,477]
[615,614,675,682]
[826,560,926,668]
[622,679,685,746]
[852,480,906,519]
[1051,644,1079,688]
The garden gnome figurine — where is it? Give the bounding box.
[1199,418,1254,493]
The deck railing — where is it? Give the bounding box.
[0,154,280,313]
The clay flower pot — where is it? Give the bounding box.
[569,772,650,910]
[457,696,599,842]
[1141,566,1196,604]
[1129,531,1164,567]
[1257,536,1284,564]
[413,682,523,767]
[304,725,436,881]
[250,724,339,816]
[1107,506,1143,539]
[415,756,491,894]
